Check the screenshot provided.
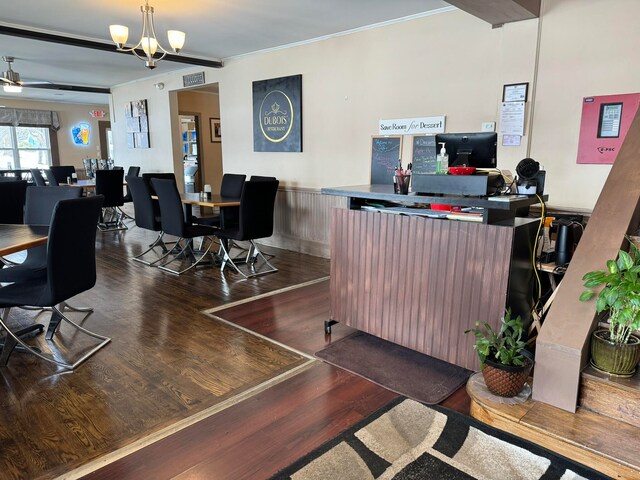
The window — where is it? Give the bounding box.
[0,126,53,169]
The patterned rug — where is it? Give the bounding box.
[271,397,610,480]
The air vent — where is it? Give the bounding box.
[183,72,205,87]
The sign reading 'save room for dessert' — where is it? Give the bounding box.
[379,116,446,135]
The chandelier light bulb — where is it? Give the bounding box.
[141,37,158,56]
[109,25,129,48]
[167,30,186,52]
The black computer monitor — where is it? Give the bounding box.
[435,132,497,169]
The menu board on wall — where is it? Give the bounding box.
[411,135,437,174]
[370,136,402,185]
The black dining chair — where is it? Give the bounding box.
[0,195,110,369]
[120,166,140,221]
[44,169,59,186]
[195,173,246,229]
[0,180,27,224]
[49,165,76,184]
[95,169,127,231]
[151,178,217,275]
[30,169,47,186]
[0,186,83,281]
[214,179,279,278]
[126,175,169,265]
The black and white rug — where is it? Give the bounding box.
[271,397,610,480]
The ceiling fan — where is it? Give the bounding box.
[0,56,110,94]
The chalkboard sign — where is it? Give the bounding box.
[370,135,402,185]
[411,135,438,174]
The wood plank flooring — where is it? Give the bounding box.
[0,224,332,480]
[82,279,469,480]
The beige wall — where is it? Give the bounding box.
[177,90,223,192]
[0,98,109,171]
[110,1,640,210]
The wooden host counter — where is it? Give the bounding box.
[321,185,544,371]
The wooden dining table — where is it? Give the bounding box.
[0,224,48,256]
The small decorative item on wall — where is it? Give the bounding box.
[125,99,150,149]
[210,117,221,143]
[71,122,91,146]
[252,74,302,152]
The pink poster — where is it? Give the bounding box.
[576,93,640,164]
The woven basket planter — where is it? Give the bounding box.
[482,356,533,397]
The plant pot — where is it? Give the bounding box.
[481,356,533,397]
[590,329,640,377]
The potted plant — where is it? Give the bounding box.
[466,309,533,397]
[579,240,640,376]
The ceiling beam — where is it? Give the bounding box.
[447,0,540,27]
[0,25,223,69]
[23,83,111,94]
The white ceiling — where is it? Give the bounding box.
[0,0,453,105]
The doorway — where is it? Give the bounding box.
[179,114,201,193]
[98,121,113,160]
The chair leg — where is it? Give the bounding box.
[98,207,128,232]
[132,232,170,265]
[158,237,215,275]
[117,206,135,221]
[0,306,111,369]
[0,308,45,366]
[219,240,278,279]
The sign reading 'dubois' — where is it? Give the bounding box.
[253,74,302,152]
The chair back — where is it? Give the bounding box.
[30,169,47,186]
[126,175,161,232]
[45,195,104,306]
[237,179,279,241]
[122,166,140,203]
[0,176,19,182]
[44,169,59,186]
[142,173,176,195]
[151,178,186,238]
[25,186,83,225]
[250,175,277,182]
[95,169,124,208]
[49,166,76,184]
[220,174,246,196]
[219,173,246,229]
[0,180,27,224]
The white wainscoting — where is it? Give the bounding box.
[259,187,346,258]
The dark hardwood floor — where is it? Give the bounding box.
[0,220,469,480]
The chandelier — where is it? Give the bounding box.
[109,1,185,70]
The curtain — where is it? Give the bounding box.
[0,108,60,130]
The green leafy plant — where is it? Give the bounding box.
[465,309,527,367]
[580,239,640,344]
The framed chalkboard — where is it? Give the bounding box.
[370,135,402,185]
[411,135,437,174]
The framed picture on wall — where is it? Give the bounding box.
[210,117,221,143]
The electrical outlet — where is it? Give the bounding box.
[481,122,495,132]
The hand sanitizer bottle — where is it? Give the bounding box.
[437,142,448,174]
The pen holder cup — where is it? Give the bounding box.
[395,175,411,195]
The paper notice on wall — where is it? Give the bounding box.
[502,134,521,146]
[499,101,525,136]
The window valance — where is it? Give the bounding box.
[0,108,60,130]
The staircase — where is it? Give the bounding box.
[468,367,640,479]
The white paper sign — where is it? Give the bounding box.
[379,116,446,135]
[499,102,525,136]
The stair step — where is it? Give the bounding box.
[579,365,640,428]
[468,378,640,479]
